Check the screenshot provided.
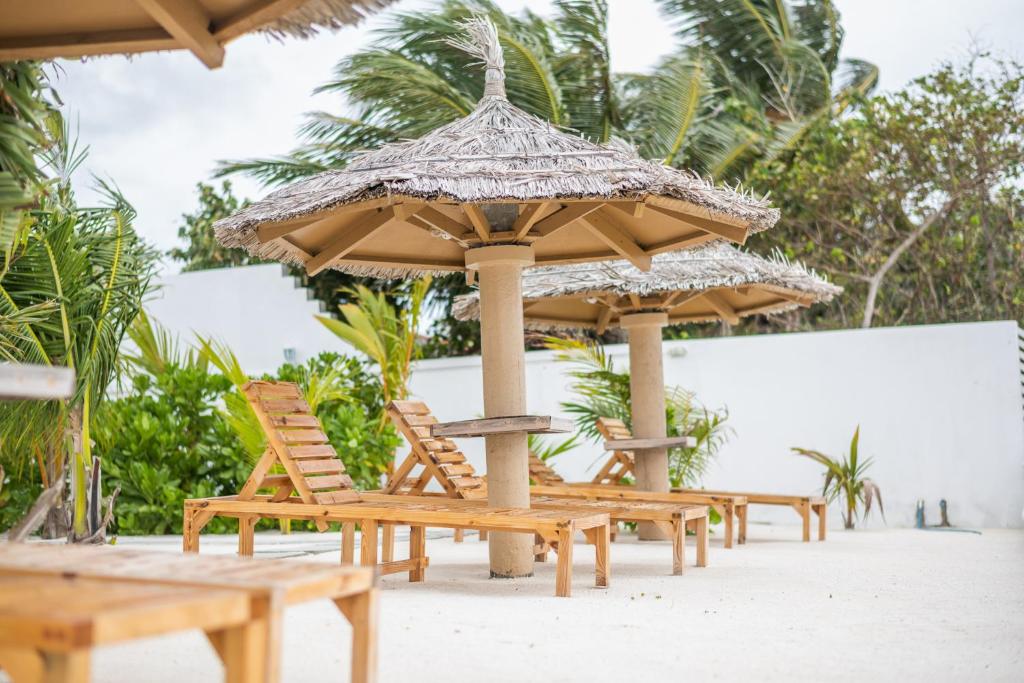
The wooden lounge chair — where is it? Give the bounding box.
[596,417,827,542]
[385,400,710,572]
[0,542,378,683]
[184,381,611,597]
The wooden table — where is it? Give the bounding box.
[431,415,573,438]
[603,436,696,451]
[0,543,378,683]
[0,573,254,683]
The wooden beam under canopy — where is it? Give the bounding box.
[256,199,387,244]
[646,204,748,245]
[701,291,741,325]
[579,210,652,271]
[135,0,224,68]
[305,207,396,276]
[213,0,309,41]
[407,206,474,245]
[595,306,614,335]
[512,202,551,240]
[461,204,491,241]
[531,203,603,238]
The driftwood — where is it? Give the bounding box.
[6,469,66,542]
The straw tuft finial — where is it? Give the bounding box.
[447,16,506,99]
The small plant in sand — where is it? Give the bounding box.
[793,426,883,529]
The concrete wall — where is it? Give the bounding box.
[408,321,1024,529]
[145,264,338,375]
[147,266,1024,528]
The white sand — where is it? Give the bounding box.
[91,525,1023,682]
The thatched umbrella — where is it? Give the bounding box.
[453,242,840,538]
[0,0,395,68]
[213,18,779,577]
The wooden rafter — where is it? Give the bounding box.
[0,29,177,61]
[646,204,748,245]
[135,0,224,68]
[531,203,603,238]
[646,231,717,255]
[512,202,551,240]
[213,0,309,41]
[461,204,491,241]
[256,200,387,244]
[661,290,703,311]
[701,290,740,325]
[605,201,645,218]
[305,207,396,276]
[405,215,470,248]
[595,305,614,335]
[579,210,652,271]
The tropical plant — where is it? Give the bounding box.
[0,127,155,540]
[528,433,581,462]
[167,180,255,271]
[792,425,883,529]
[751,55,1024,330]
[545,336,730,488]
[317,278,430,420]
[0,61,59,262]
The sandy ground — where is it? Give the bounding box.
[84,524,1022,682]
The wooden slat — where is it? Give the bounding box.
[402,415,437,427]
[450,477,484,490]
[269,414,320,428]
[245,382,302,399]
[288,445,337,459]
[431,452,466,465]
[439,464,475,476]
[278,429,330,444]
[261,398,311,413]
[296,459,343,475]
[313,490,361,504]
[305,475,353,491]
[389,400,430,415]
[603,436,695,450]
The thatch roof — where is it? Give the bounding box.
[0,1,396,67]
[452,242,842,330]
[214,17,779,278]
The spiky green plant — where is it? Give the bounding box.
[544,336,730,487]
[316,278,430,423]
[792,425,883,529]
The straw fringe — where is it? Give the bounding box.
[259,0,398,38]
[452,242,842,327]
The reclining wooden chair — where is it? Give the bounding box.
[526,420,747,548]
[386,400,710,574]
[184,381,611,597]
[594,417,827,542]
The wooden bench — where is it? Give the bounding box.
[0,543,378,683]
[529,443,749,548]
[596,417,827,542]
[185,495,610,598]
[184,381,612,597]
[385,400,711,571]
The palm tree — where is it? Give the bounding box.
[0,127,155,539]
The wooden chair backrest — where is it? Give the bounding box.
[238,381,359,513]
[528,452,566,486]
[592,417,636,485]
[385,400,487,500]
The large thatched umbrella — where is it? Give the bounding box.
[0,0,395,68]
[213,19,779,577]
[453,242,840,539]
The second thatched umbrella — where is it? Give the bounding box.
[453,242,841,539]
[214,18,779,577]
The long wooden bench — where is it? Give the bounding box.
[596,417,827,542]
[527,449,748,547]
[183,381,612,597]
[0,542,378,683]
[385,400,710,572]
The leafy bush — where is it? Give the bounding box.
[93,365,250,535]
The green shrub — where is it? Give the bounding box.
[92,365,250,535]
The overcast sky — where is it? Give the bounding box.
[54,0,1023,270]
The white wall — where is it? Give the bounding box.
[409,321,1024,529]
[145,264,341,375]
[145,267,1024,528]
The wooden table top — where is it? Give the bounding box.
[431,415,573,438]
[0,542,375,605]
[0,573,250,651]
[604,436,697,450]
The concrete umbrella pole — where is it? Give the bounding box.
[620,312,671,540]
[466,245,536,576]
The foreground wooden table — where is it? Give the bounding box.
[0,574,255,683]
[0,543,378,683]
